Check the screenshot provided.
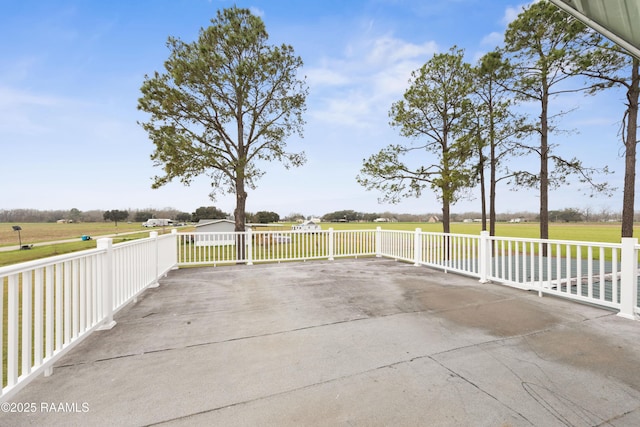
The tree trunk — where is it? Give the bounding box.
[442,198,451,234]
[234,182,247,232]
[489,100,497,237]
[621,57,639,238]
[479,148,487,232]
[540,89,549,244]
[489,142,496,236]
[234,173,247,262]
[442,196,451,261]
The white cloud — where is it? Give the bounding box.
[0,86,62,108]
[305,67,350,87]
[501,3,530,26]
[370,61,418,98]
[481,31,503,47]
[0,86,72,135]
[249,7,264,17]
[305,34,438,128]
[366,36,437,66]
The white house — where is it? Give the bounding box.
[291,220,321,231]
[194,219,244,246]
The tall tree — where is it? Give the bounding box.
[466,51,530,235]
[357,47,475,233]
[138,7,307,237]
[103,210,129,226]
[192,206,228,222]
[503,1,610,241]
[254,211,280,223]
[570,34,640,237]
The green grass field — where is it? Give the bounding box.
[0,222,176,268]
[319,221,635,243]
[0,222,149,247]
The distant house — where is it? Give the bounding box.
[194,219,245,246]
[427,216,440,223]
[509,218,526,223]
[292,220,321,231]
[374,218,389,223]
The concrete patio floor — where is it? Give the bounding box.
[3,258,640,426]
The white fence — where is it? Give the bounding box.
[0,231,177,401]
[2,226,638,402]
[177,229,377,265]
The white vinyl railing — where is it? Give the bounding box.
[2,226,638,402]
[0,230,178,401]
[177,229,376,265]
[483,235,640,318]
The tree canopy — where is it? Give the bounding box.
[569,31,639,237]
[254,211,280,223]
[138,7,308,233]
[103,210,129,226]
[466,51,530,235]
[192,206,228,222]
[502,1,611,240]
[357,47,475,233]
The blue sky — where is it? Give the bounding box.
[0,0,631,217]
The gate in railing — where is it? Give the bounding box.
[0,231,177,401]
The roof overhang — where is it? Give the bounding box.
[549,0,640,60]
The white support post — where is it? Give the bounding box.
[97,238,116,330]
[375,227,382,258]
[618,237,638,320]
[170,228,179,269]
[479,231,491,283]
[414,228,422,266]
[149,231,160,288]
[246,228,253,266]
[328,228,334,261]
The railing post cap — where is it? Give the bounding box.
[96,237,113,249]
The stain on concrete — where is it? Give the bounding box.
[523,325,640,390]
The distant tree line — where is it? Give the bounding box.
[0,208,190,223]
[0,206,632,224]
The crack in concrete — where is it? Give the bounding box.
[594,405,640,426]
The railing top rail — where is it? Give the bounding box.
[0,246,106,276]
[488,234,621,248]
[113,234,158,249]
[179,228,622,248]
[417,231,481,238]
[0,233,176,275]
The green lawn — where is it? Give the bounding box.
[316,221,634,244]
[0,232,156,268]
